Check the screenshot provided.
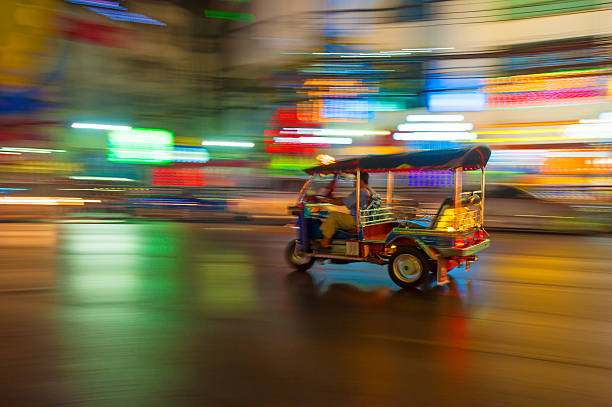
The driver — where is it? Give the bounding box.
[316,172,370,250]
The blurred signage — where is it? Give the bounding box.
[107,128,173,164]
[497,0,596,20]
[152,168,206,186]
[482,68,612,109]
[298,79,377,123]
[427,92,486,112]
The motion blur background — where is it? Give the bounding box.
[0,0,610,229]
[4,2,612,406]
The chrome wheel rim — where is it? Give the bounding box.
[393,254,423,283]
[291,242,311,265]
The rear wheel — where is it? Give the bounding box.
[387,248,430,289]
[286,240,314,272]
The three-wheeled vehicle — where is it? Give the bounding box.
[286,145,491,289]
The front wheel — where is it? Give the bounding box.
[387,248,430,289]
[286,240,314,272]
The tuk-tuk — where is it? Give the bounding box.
[286,145,491,289]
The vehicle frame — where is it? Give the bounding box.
[286,145,492,289]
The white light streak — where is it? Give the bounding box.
[71,123,133,131]
[0,147,66,154]
[397,123,473,132]
[69,176,136,182]
[0,197,101,205]
[578,119,612,124]
[201,141,255,148]
[273,137,353,145]
[393,132,477,141]
[280,128,389,137]
[406,114,464,122]
[563,124,612,139]
[598,112,612,120]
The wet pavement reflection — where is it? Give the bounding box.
[1,222,612,406]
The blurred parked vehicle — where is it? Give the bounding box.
[124,195,232,221]
[484,184,610,233]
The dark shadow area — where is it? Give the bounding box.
[285,270,463,314]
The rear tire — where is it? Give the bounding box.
[286,240,314,272]
[387,248,430,289]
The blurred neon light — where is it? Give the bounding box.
[274,137,352,145]
[579,119,612,124]
[467,137,567,143]
[108,129,174,164]
[65,0,126,10]
[153,168,206,187]
[485,77,603,93]
[71,123,132,131]
[546,151,611,158]
[599,112,612,120]
[0,147,66,154]
[427,92,486,112]
[475,121,578,128]
[401,48,454,52]
[204,10,255,21]
[397,123,473,132]
[393,132,477,141]
[0,197,101,205]
[172,147,210,163]
[280,128,388,137]
[475,129,560,135]
[60,188,125,191]
[0,188,28,193]
[483,68,612,109]
[484,67,612,84]
[0,152,22,155]
[201,141,254,148]
[87,7,166,25]
[69,176,136,182]
[563,124,612,139]
[284,48,453,57]
[466,132,612,143]
[406,114,464,122]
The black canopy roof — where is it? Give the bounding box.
[305,145,491,175]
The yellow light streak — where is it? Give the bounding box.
[475,129,561,135]
[0,197,101,206]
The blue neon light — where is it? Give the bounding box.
[427,92,486,112]
[86,7,166,25]
[65,0,126,10]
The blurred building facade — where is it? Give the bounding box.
[1,0,611,193]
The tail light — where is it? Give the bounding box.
[474,229,488,240]
[454,238,466,248]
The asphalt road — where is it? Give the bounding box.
[2,222,612,406]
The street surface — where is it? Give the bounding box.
[2,222,612,406]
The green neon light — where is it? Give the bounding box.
[204,10,255,21]
[107,128,174,164]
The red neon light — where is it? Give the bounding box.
[153,168,206,186]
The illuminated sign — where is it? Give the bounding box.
[427,92,486,112]
[482,68,612,109]
[152,168,206,186]
[107,128,173,164]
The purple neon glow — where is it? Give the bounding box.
[86,7,166,26]
[65,0,126,10]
